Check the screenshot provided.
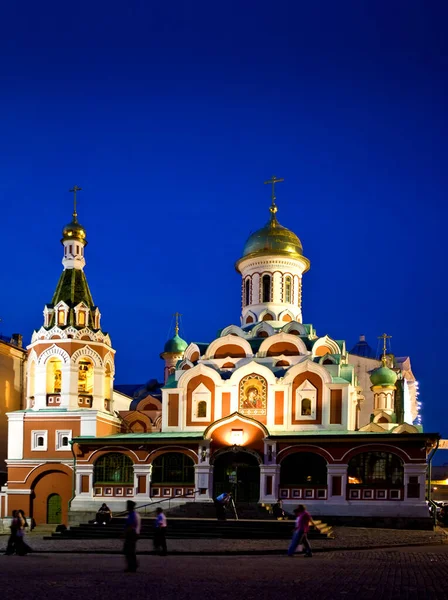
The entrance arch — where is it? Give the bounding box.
[47,493,62,524]
[212,449,261,502]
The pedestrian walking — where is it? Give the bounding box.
[287,504,313,557]
[15,510,33,556]
[4,510,19,555]
[153,507,167,555]
[123,500,141,573]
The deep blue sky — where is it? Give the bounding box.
[1,1,447,447]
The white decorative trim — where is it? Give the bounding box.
[37,344,70,365]
[258,332,307,357]
[55,430,72,450]
[71,345,103,367]
[205,334,253,360]
[295,379,317,420]
[31,430,48,451]
[191,383,212,422]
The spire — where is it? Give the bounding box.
[69,185,82,222]
[173,311,181,336]
[62,186,87,270]
[264,175,284,224]
[378,332,392,366]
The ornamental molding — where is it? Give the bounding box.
[37,344,71,365]
[71,345,103,367]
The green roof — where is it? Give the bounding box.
[370,366,398,387]
[51,268,94,308]
[73,432,204,443]
[164,334,188,354]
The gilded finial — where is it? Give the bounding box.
[173,311,182,336]
[264,175,284,217]
[69,185,82,221]
[378,333,392,366]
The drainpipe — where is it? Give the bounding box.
[427,437,440,526]
[68,440,77,511]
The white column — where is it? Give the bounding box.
[33,364,47,410]
[259,464,281,502]
[93,367,104,410]
[66,364,79,410]
[195,464,213,501]
[134,464,152,500]
[403,463,427,504]
[326,464,348,504]
[76,464,94,498]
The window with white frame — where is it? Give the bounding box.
[295,379,317,420]
[56,430,72,450]
[32,430,48,451]
[191,383,211,422]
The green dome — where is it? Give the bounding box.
[163,334,188,354]
[370,366,398,387]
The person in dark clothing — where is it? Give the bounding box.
[95,503,112,525]
[214,492,231,520]
[153,507,167,556]
[15,510,33,556]
[123,501,141,573]
[4,510,19,555]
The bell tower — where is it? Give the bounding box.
[27,187,116,413]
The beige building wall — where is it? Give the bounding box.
[0,337,26,481]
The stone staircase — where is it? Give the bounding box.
[46,502,334,541]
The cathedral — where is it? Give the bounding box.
[0,181,437,528]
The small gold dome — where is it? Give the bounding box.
[62,217,87,243]
[236,205,309,270]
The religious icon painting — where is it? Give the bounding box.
[239,374,267,416]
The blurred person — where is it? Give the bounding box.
[153,507,167,555]
[123,501,141,573]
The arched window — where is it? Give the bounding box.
[151,452,195,485]
[280,452,327,485]
[37,436,45,447]
[94,453,133,484]
[78,311,86,326]
[58,309,65,326]
[78,359,93,394]
[284,276,292,303]
[197,400,207,418]
[245,279,250,306]
[262,275,271,302]
[46,357,62,394]
[301,398,312,416]
[347,452,403,486]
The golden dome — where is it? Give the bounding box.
[62,216,87,243]
[236,204,309,271]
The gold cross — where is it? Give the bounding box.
[173,312,182,336]
[69,185,82,219]
[378,333,392,364]
[264,175,284,204]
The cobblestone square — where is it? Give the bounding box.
[1,544,448,600]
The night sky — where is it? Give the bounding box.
[1,2,447,448]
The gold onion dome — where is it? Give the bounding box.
[62,215,87,243]
[238,203,309,270]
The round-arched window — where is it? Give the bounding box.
[280,452,327,485]
[151,452,195,485]
[94,453,133,484]
[348,452,403,486]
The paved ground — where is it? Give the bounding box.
[1,545,448,599]
[1,526,445,554]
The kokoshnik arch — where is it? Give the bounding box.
[1,180,438,527]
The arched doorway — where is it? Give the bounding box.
[213,450,260,502]
[47,493,62,524]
